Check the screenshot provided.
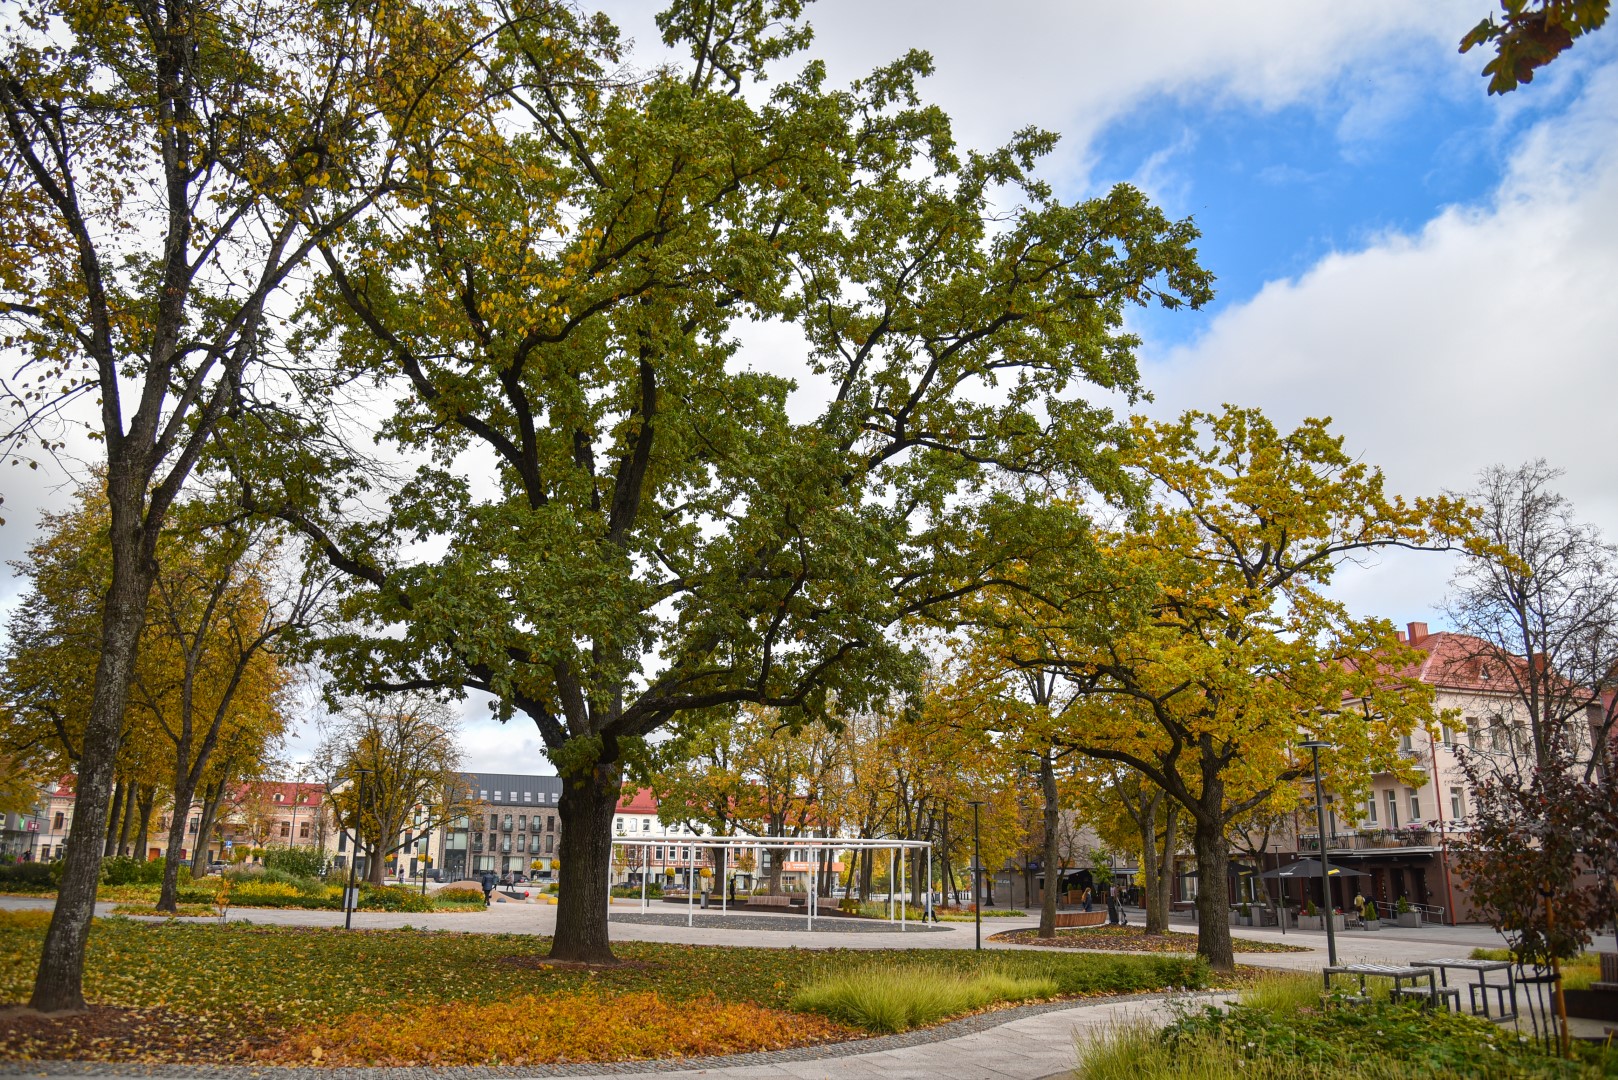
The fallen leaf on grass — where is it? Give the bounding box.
[263,991,856,1066]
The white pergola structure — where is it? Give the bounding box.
[610,835,934,930]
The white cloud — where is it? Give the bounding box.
[1143,56,1618,624]
[608,1,1478,181]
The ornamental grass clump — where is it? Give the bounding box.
[791,964,1057,1032]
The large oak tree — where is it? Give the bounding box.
[242,0,1211,962]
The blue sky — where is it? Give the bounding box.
[1084,33,1613,352]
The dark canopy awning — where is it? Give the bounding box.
[1259,858,1369,880]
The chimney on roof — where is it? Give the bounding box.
[1407,622,1429,643]
[1395,630,1407,643]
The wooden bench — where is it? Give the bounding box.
[746,895,798,908]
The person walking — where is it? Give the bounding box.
[480,869,498,907]
[1081,886,1092,913]
[1105,884,1120,925]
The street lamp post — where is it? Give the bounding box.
[1299,740,1339,974]
[968,800,984,952]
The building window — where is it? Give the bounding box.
[1399,734,1413,752]
[642,818,650,832]
[1449,787,1466,819]
[627,818,636,832]
[1364,796,1377,825]
[189,817,200,834]
[1465,717,1480,748]
[545,835,554,854]
[480,790,487,801]
[1489,718,1507,752]
[1440,725,1455,747]
[1384,790,1399,829]
[280,821,291,837]
[655,846,663,860]
[1407,788,1421,822]
[524,791,532,802]
[299,821,311,839]
[547,815,555,832]
[338,831,347,852]
[53,812,64,829]
[615,817,623,832]
[517,815,526,831]
[273,792,283,803]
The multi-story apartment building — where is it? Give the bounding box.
[430,771,564,880]
[1219,620,1610,924]
[29,779,330,867]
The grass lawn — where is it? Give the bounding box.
[990,924,1312,954]
[0,910,1207,1066]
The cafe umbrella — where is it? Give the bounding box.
[1261,858,1367,925]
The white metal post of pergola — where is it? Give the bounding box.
[609,835,934,930]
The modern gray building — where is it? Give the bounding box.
[437,771,564,880]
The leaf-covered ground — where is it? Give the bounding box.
[0,910,1208,1065]
[989,924,1312,953]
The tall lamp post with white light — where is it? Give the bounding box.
[1299,740,1339,973]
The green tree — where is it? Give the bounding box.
[1,481,303,909]
[248,0,1211,962]
[989,407,1468,970]
[0,0,491,1009]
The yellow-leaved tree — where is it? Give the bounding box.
[977,406,1470,969]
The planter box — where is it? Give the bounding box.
[1395,912,1421,928]
[1298,914,1346,931]
[1359,919,1382,931]
[1564,987,1618,1022]
[1053,910,1106,928]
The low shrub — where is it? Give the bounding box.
[1077,972,1616,1079]
[358,884,434,913]
[0,861,61,890]
[611,883,664,898]
[262,846,327,879]
[792,964,1058,1032]
[433,889,485,909]
[100,856,166,886]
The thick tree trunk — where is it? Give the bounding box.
[1144,801,1179,934]
[1039,753,1061,937]
[157,775,200,912]
[1138,790,1162,934]
[548,759,623,964]
[190,782,226,878]
[133,787,155,858]
[103,780,125,857]
[859,847,872,901]
[1192,809,1234,972]
[31,555,151,1013]
[116,782,136,856]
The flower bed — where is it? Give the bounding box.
[990,924,1311,954]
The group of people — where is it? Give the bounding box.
[1079,883,1129,925]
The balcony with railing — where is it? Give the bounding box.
[500,837,512,853]
[1298,824,1459,853]
[501,815,513,833]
